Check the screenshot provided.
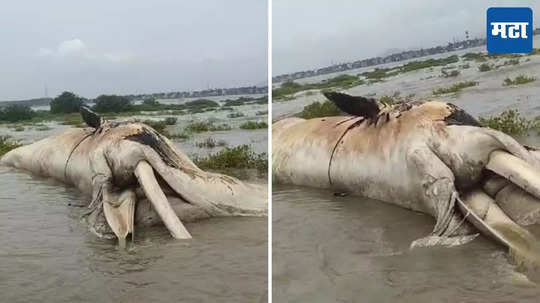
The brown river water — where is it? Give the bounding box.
[0,167,267,303]
[273,185,540,303]
[0,97,268,303]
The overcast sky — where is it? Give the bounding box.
[0,0,267,101]
[274,0,540,75]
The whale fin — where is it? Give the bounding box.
[80,106,103,129]
[323,91,380,118]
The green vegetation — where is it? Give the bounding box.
[222,96,267,107]
[441,69,460,78]
[479,110,532,136]
[133,98,218,114]
[362,68,396,80]
[14,126,24,132]
[0,105,36,122]
[195,137,227,148]
[183,99,219,113]
[273,74,364,100]
[463,52,522,63]
[274,81,303,98]
[142,97,160,106]
[58,113,84,126]
[0,107,86,125]
[399,55,459,73]
[164,117,177,125]
[0,91,266,127]
[478,63,492,72]
[503,75,536,86]
[35,125,52,131]
[433,81,478,95]
[274,55,461,100]
[185,121,232,133]
[322,74,365,87]
[132,119,174,136]
[297,101,342,119]
[168,132,190,140]
[462,52,487,62]
[503,59,520,66]
[363,55,460,81]
[255,110,268,116]
[227,112,245,118]
[146,120,172,135]
[0,135,21,156]
[528,48,540,56]
[94,95,133,113]
[50,91,84,114]
[379,95,395,107]
[193,144,267,178]
[239,121,268,129]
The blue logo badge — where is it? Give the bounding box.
[487,7,533,54]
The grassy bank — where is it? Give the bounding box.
[193,144,267,179]
[362,55,459,81]
[297,101,343,119]
[480,110,540,135]
[195,137,228,148]
[0,136,21,157]
[273,74,364,100]
[239,121,268,129]
[274,55,464,101]
[503,75,536,86]
[185,121,232,133]
[433,81,478,95]
[0,96,268,125]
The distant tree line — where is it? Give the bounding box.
[0,91,135,123]
[50,91,84,113]
[50,91,134,114]
[0,90,262,123]
[0,104,36,122]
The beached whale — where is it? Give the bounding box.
[273,92,540,252]
[1,108,267,247]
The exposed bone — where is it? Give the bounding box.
[134,161,192,239]
[103,189,136,248]
[135,196,211,227]
[459,189,535,251]
[482,175,509,197]
[496,184,540,226]
[142,147,267,217]
[487,151,540,200]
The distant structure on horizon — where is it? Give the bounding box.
[273,27,540,83]
[0,84,268,107]
[124,85,267,101]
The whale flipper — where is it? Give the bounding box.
[323,91,380,118]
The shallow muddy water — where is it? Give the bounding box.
[273,185,540,303]
[0,166,267,303]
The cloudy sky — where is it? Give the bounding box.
[274,0,540,75]
[0,0,267,101]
